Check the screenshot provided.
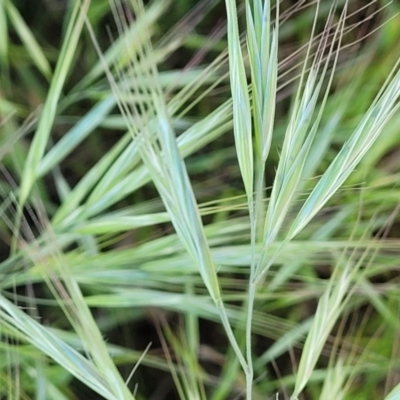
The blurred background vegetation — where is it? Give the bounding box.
[1,0,400,399]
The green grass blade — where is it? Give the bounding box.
[36,95,115,178]
[5,0,52,80]
[0,294,118,400]
[18,0,91,208]
[225,0,253,200]
[288,63,400,240]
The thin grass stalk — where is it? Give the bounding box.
[5,1,51,80]
[261,0,322,253]
[13,0,91,255]
[243,0,280,397]
[224,0,253,202]
[0,295,117,400]
[256,1,346,282]
[287,42,400,240]
[137,4,251,378]
[88,0,249,377]
[247,0,278,240]
[162,323,207,400]
[246,4,349,396]
[73,0,168,92]
[224,0,260,395]
[0,126,133,398]
[17,0,90,208]
[13,205,136,400]
[291,201,384,399]
[288,80,400,239]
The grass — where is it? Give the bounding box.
[1,0,400,399]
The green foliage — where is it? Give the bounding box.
[1,0,400,399]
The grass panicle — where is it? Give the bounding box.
[1,0,400,399]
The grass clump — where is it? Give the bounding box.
[1,0,400,399]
